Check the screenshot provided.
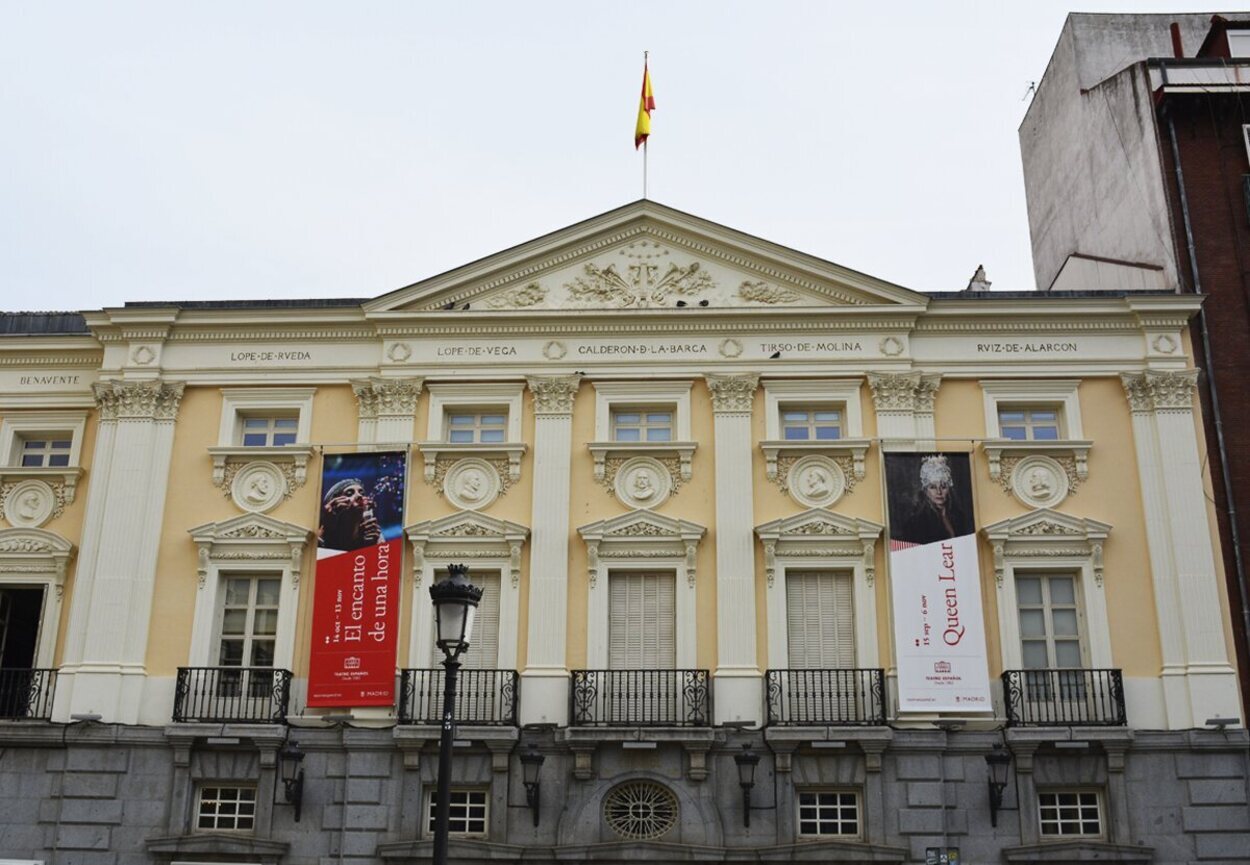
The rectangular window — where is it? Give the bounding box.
[781,408,842,441]
[786,571,855,669]
[1038,790,1102,837]
[1229,30,1250,57]
[426,789,488,836]
[447,412,508,444]
[196,785,257,832]
[1017,573,1083,670]
[434,570,500,669]
[239,415,299,447]
[608,572,676,669]
[797,790,860,837]
[998,407,1061,441]
[217,577,280,698]
[15,435,73,468]
[611,409,673,443]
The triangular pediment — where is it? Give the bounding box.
[755,508,884,542]
[188,513,312,546]
[579,509,706,543]
[981,508,1111,543]
[367,201,927,314]
[405,511,529,543]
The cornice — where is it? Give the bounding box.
[164,327,378,342]
[0,352,103,367]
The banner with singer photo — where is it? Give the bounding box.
[885,453,992,712]
[308,451,406,707]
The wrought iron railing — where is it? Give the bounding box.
[765,668,887,726]
[569,669,711,727]
[173,667,291,723]
[0,668,58,720]
[1002,668,1126,727]
[398,668,518,726]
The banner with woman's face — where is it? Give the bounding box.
[884,452,992,713]
[308,451,407,707]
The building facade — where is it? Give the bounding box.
[1020,11,1250,717]
[0,202,1246,864]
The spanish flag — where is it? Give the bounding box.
[634,60,655,150]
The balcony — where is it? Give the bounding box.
[570,669,711,727]
[398,668,518,726]
[173,667,292,724]
[1002,669,1126,727]
[0,668,58,720]
[766,668,887,726]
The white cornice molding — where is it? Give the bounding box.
[754,508,883,588]
[981,508,1112,587]
[188,513,313,588]
[404,512,529,588]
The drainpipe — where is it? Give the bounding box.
[1164,105,1250,704]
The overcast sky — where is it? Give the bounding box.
[0,2,1229,310]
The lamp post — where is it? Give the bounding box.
[278,741,305,823]
[733,745,760,827]
[985,746,1012,828]
[519,748,545,826]
[429,563,483,865]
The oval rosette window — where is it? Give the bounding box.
[602,780,679,841]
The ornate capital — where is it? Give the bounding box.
[1121,369,1199,414]
[867,372,940,412]
[526,375,581,415]
[704,373,758,413]
[352,377,423,418]
[93,379,184,421]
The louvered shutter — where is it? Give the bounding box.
[435,571,500,669]
[786,571,855,668]
[609,572,676,669]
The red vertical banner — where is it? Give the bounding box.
[308,451,406,707]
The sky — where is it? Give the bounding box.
[0,1,1233,310]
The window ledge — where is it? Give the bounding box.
[416,442,526,483]
[1002,840,1153,864]
[0,466,84,505]
[760,438,871,482]
[982,439,1091,482]
[207,446,314,488]
[587,441,696,482]
[146,833,289,862]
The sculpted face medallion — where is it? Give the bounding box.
[230,462,287,513]
[445,458,501,511]
[1010,455,1069,509]
[2,479,56,528]
[614,457,672,509]
[788,455,846,508]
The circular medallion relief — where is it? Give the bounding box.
[444,458,501,511]
[1010,455,1069,509]
[788,454,846,508]
[2,479,56,528]
[613,457,672,509]
[603,781,678,841]
[231,462,287,513]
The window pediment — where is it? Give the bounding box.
[755,509,883,587]
[188,514,313,588]
[982,509,1111,587]
[405,513,529,588]
[579,511,706,588]
[0,526,75,581]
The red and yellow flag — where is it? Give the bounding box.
[634,60,655,150]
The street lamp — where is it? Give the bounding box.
[519,748,545,826]
[985,746,1012,828]
[733,745,760,827]
[429,564,482,865]
[278,741,305,823]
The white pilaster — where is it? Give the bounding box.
[705,373,761,724]
[1122,370,1241,726]
[352,377,422,445]
[867,372,942,449]
[57,379,184,723]
[519,375,580,725]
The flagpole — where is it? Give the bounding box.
[643,50,649,199]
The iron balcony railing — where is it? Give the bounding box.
[398,668,518,726]
[1002,668,1126,727]
[570,669,711,727]
[173,667,292,724]
[766,668,887,726]
[0,668,58,720]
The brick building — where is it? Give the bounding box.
[1021,11,1250,718]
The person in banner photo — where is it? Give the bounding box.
[886,453,975,549]
[317,452,405,556]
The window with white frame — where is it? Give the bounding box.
[1017,573,1084,671]
[217,575,280,670]
[446,411,508,444]
[434,569,500,669]
[14,435,73,467]
[611,408,674,443]
[1229,29,1250,57]
[0,412,88,470]
[780,407,843,441]
[195,785,257,832]
[786,571,855,669]
[426,789,488,836]
[608,571,676,669]
[1038,790,1102,837]
[998,407,1062,441]
[239,414,299,447]
[797,790,861,838]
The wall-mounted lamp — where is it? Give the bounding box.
[985,746,1012,828]
[279,741,305,823]
[519,748,545,826]
[733,745,760,828]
